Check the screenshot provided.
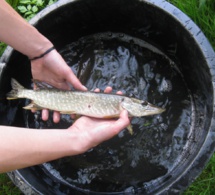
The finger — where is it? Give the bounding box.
[53,111,61,123]
[31,109,36,113]
[104,86,112,93]
[95,110,130,142]
[112,110,130,134]
[66,69,88,91]
[94,88,100,93]
[120,109,130,121]
[42,109,49,121]
[116,91,123,95]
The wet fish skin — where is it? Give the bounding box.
[7,79,165,118]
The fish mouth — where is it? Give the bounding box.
[145,103,166,115]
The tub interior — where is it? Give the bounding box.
[0,0,214,194]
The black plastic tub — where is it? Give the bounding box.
[1,0,215,194]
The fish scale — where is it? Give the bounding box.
[7,78,165,118]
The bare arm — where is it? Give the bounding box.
[0,0,51,58]
[0,0,87,122]
[0,0,86,89]
[0,1,131,173]
[0,110,129,173]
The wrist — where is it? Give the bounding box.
[26,30,53,59]
[29,46,55,61]
[65,130,90,156]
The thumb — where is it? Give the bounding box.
[112,110,130,135]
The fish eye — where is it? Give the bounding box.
[141,101,148,106]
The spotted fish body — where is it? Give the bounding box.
[7,79,165,118]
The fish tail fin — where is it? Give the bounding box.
[7,78,25,100]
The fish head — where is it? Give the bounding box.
[121,97,165,117]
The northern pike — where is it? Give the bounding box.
[7,78,165,119]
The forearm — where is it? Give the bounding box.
[0,0,52,58]
[0,126,80,173]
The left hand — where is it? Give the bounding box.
[31,49,87,122]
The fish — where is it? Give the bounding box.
[7,79,165,133]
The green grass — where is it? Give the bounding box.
[1,0,215,194]
[184,154,215,194]
[171,0,215,193]
[0,42,7,56]
[168,0,215,48]
[167,0,215,193]
[0,174,21,194]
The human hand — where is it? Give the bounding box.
[30,49,87,122]
[68,109,130,154]
[66,86,130,153]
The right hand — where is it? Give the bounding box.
[67,86,130,153]
[68,109,130,154]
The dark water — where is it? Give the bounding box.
[25,32,192,193]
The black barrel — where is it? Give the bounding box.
[1,0,215,194]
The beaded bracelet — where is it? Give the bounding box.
[29,46,55,61]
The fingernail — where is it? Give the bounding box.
[82,85,88,91]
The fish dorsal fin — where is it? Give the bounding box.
[11,78,25,89]
[33,80,55,90]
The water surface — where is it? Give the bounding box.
[25,32,192,193]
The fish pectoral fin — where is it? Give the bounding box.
[23,102,43,110]
[7,97,18,100]
[102,114,120,119]
[127,124,134,135]
[60,111,77,114]
[72,114,81,123]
